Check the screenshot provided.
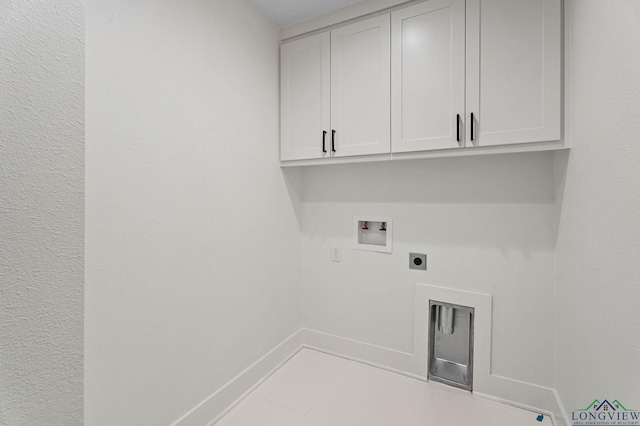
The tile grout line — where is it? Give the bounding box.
[252,395,308,419]
[209,345,307,425]
[218,347,553,426]
[296,361,351,424]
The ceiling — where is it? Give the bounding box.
[248,0,369,28]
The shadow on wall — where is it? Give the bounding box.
[295,151,560,256]
[553,149,570,242]
[282,167,304,228]
[299,151,556,205]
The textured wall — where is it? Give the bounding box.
[85,0,302,424]
[0,1,84,425]
[555,0,640,415]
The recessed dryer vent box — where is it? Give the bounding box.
[353,216,392,253]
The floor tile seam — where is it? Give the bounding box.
[342,357,437,395]
[252,352,350,417]
[429,387,551,425]
[297,362,351,422]
[308,351,530,424]
[344,361,439,424]
[252,394,308,419]
[435,384,528,413]
[320,348,430,386]
[424,390,437,425]
[289,350,544,425]
[252,351,350,405]
[303,350,439,408]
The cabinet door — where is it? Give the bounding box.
[281,32,330,161]
[466,0,561,147]
[391,0,466,153]
[331,15,391,157]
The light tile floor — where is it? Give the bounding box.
[216,348,554,426]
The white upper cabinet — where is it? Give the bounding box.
[281,0,563,163]
[391,0,561,153]
[331,15,391,157]
[280,32,330,161]
[391,0,466,153]
[466,0,562,147]
[280,15,390,161]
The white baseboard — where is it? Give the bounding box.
[552,388,571,426]
[299,328,416,376]
[170,329,305,426]
[300,327,566,424]
[172,325,570,426]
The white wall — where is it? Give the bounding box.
[85,0,302,424]
[301,153,557,387]
[0,1,84,425]
[7,1,636,423]
[555,0,640,415]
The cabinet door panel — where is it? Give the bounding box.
[331,15,391,157]
[392,0,466,152]
[281,33,330,161]
[467,0,561,146]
